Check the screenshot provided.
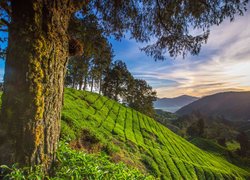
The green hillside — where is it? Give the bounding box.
[1,141,153,179]
[61,88,250,179]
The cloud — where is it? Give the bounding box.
[110,11,250,98]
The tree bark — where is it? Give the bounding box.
[90,77,94,92]
[0,0,75,171]
[83,75,87,90]
[72,77,76,89]
[99,77,102,94]
[78,75,84,90]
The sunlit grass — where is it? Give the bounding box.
[0,88,249,179]
[1,141,152,180]
[60,88,250,179]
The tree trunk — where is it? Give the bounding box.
[99,77,102,94]
[83,75,87,90]
[115,82,119,101]
[90,78,94,92]
[0,0,74,171]
[78,81,82,90]
[78,75,83,90]
[72,78,76,89]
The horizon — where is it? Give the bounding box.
[110,8,250,98]
[158,90,250,99]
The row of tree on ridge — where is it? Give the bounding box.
[65,14,157,117]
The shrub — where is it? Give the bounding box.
[0,142,153,180]
[141,154,161,177]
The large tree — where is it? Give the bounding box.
[237,132,249,157]
[102,60,132,101]
[0,0,248,171]
[127,79,157,117]
[0,0,85,171]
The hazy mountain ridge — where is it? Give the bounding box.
[154,95,199,112]
[176,91,250,121]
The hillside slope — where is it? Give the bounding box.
[176,91,250,121]
[62,88,249,179]
[154,95,199,112]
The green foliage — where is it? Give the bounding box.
[237,132,249,156]
[141,155,161,177]
[169,112,250,170]
[173,112,240,140]
[154,109,177,122]
[1,89,249,179]
[91,0,249,59]
[227,141,240,151]
[1,0,249,61]
[66,14,113,92]
[60,121,76,140]
[103,61,157,117]
[0,164,46,180]
[60,88,250,179]
[127,79,157,117]
[103,60,132,101]
[186,118,204,137]
[190,138,250,172]
[190,138,228,156]
[0,141,152,180]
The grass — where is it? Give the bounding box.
[190,137,250,172]
[60,88,250,179]
[1,141,152,180]
[1,88,250,179]
[189,137,229,155]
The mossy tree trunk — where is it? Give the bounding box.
[0,0,78,171]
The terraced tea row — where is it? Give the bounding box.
[62,88,250,179]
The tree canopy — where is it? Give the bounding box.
[0,0,9,59]
[66,14,113,91]
[1,0,249,60]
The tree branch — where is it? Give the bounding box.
[0,18,9,27]
[198,0,210,9]
[70,0,89,12]
[155,0,171,34]
[0,1,11,16]
[0,28,8,32]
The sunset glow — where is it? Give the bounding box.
[111,9,250,98]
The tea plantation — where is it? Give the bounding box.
[0,89,249,179]
[60,88,249,179]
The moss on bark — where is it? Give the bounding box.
[0,0,76,172]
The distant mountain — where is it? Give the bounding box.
[154,95,199,112]
[176,91,250,121]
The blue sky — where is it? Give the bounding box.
[0,30,7,82]
[0,10,250,98]
[110,10,250,98]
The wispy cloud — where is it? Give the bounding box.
[111,11,250,98]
